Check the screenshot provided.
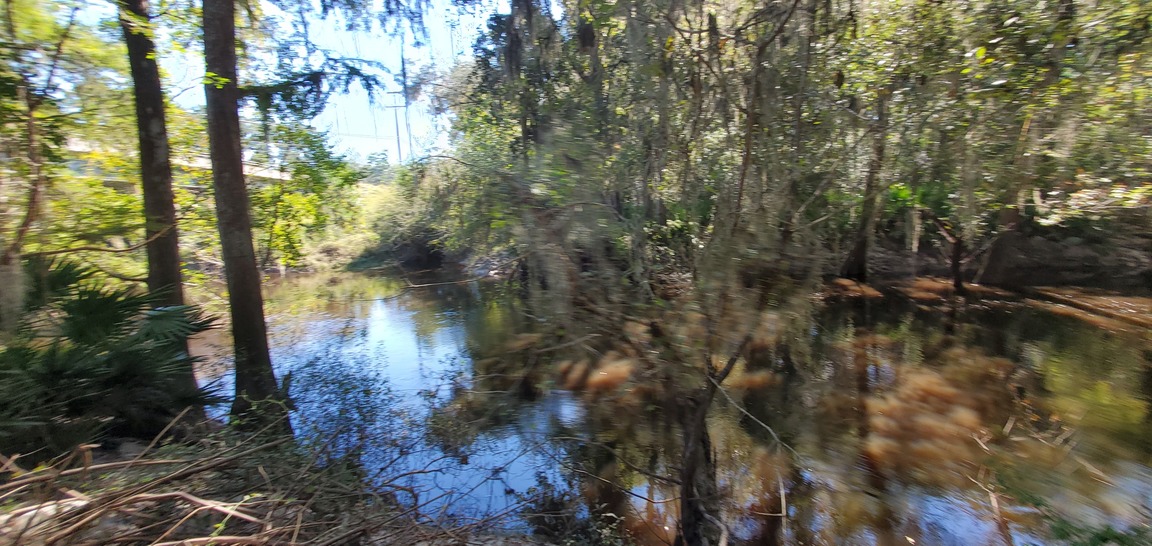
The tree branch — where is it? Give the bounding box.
[23,226,174,258]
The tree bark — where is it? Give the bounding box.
[203,0,288,428]
[119,0,203,406]
[119,0,184,307]
[676,395,718,546]
[675,336,749,546]
[841,91,888,281]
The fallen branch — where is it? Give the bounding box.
[153,536,271,545]
[397,254,526,289]
[42,437,292,543]
[0,459,189,495]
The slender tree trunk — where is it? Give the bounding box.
[841,91,888,281]
[119,0,203,408]
[0,84,44,337]
[0,85,44,267]
[203,0,288,429]
[676,335,750,546]
[950,236,965,293]
[119,0,184,307]
[676,394,718,546]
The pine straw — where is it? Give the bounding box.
[0,420,538,546]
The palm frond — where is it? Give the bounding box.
[1,258,219,459]
[22,257,98,310]
[133,305,217,348]
[55,285,153,346]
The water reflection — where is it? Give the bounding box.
[212,272,1152,544]
[255,272,582,521]
[740,297,1152,545]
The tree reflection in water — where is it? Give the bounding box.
[237,272,1152,544]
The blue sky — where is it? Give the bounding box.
[151,0,494,163]
[298,0,492,162]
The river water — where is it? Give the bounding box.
[200,272,1152,545]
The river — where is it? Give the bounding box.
[196,271,1152,545]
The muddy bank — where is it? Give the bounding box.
[978,231,1151,291]
[1022,286,1152,330]
[865,230,1151,294]
[826,275,1152,335]
[350,235,446,271]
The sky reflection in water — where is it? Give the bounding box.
[199,273,1152,543]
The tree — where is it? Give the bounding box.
[0,1,91,332]
[248,121,361,269]
[0,1,152,291]
[0,2,74,268]
[202,0,287,427]
[118,0,202,402]
[841,88,888,282]
[118,0,184,308]
[425,1,1152,541]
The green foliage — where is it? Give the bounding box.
[349,160,477,267]
[0,259,216,458]
[1035,178,1152,228]
[247,122,365,268]
[1049,520,1150,546]
[406,0,1152,288]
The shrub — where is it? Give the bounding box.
[0,259,216,458]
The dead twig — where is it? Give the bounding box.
[42,437,292,544]
[532,334,601,354]
[0,459,190,495]
[146,492,268,544]
[125,407,194,471]
[152,536,271,545]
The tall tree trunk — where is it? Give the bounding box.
[203,0,288,429]
[841,91,888,281]
[1,7,77,332]
[119,0,183,307]
[0,81,41,335]
[119,0,202,406]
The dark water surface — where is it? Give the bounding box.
[206,272,1152,544]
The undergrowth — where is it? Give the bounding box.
[0,259,217,459]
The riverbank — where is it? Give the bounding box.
[0,426,551,546]
[827,275,1152,333]
[9,269,1151,545]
